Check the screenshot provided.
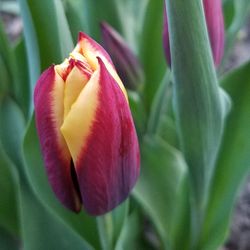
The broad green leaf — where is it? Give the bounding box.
[65,0,121,41]
[157,116,178,148]
[54,0,74,58]
[139,0,167,111]
[23,116,101,249]
[222,0,235,29]
[147,70,171,135]
[0,227,19,250]
[18,0,40,88]
[115,0,149,53]
[199,61,250,250]
[165,0,226,236]
[0,142,19,237]
[0,19,20,97]
[0,54,10,93]
[22,0,73,71]
[0,96,26,168]
[146,70,178,147]
[13,38,31,119]
[128,91,147,138]
[133,136,187,249]
[0,20,31,116]
[19,182,93,250]
[0,20,12,78]
[64,0,92,39]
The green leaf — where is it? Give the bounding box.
[23,116,101,249]
[54,0,74,58]
[139,0,167,111]
[115,210,144,250]
[112,201,129,248]
[133,136,187,249]
[97,201,128,250]
[0,19,20,97]
[20,0,73,71]
[147,70,171,135]
[65,0,121,41]
[157,116,178,148]
[19,182,93,250]
[0,20,12,77]
[115,0,149,53]
[222,0,235,29]
[165,0,226,232]
[200,61,250,250]
[64,0,92,39]
[0,227,19,250]
[0,142,19,237]
[0,54,10,94]
[128,91,147,138]
[146,70,178,147]
[0,96,26,168]
[13,38,31,119]
[18,0,41,88]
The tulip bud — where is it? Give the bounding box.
[163,0,225,67]
[34,32,140,215]
[100,22,144,90]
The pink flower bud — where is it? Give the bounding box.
[101,22,144,90]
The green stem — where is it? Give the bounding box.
[97,213,113,250]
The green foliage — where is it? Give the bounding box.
[0,0,249,249]
[139,0,167,111]
[200,62,250,250]
[19,182,93,250]
[0,96,25,168]
[134,136,187,249]
[164,3,228,247]
[0,143,19,237]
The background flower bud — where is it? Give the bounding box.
[163,0,225,67]
[101,22,144,90]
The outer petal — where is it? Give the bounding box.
[61,58,140,215]
[34,66,81,212]
[79,58,140,215]
[78,32,128,101]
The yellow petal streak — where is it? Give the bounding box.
[64,66,88,119]
[60,68,100,165]
[52,71,70,155]
[80,39,128,101]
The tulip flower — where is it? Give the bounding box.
[34,32,140,215]
[100,22,144,90]
[163,0,225,67]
